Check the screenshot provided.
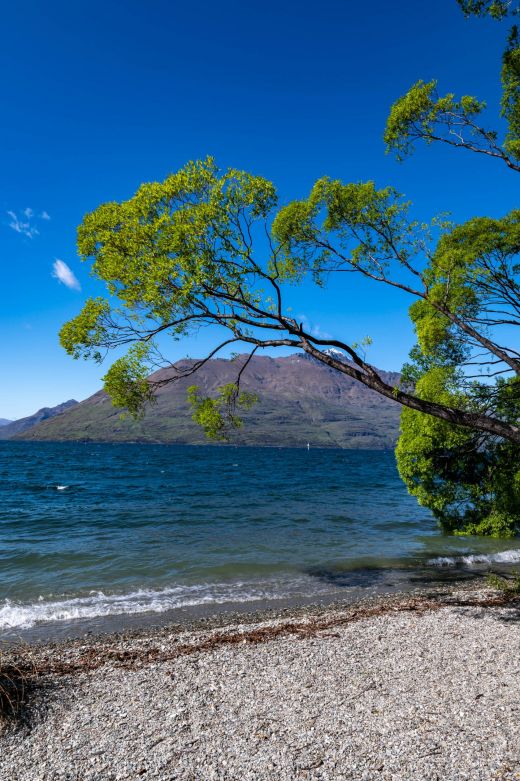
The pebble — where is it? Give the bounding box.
[1,590,520,780]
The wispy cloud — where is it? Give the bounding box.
[6,207,51,238]
[7,210,39,238]
[52,259,81,291]
[297,313,332,341]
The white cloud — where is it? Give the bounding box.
[7,210,39,238]
[6,208,51,238]
[52,259,81,291]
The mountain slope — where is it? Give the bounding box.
[0,400,79,440]
[0,419,11,427]
[16,354,403,448]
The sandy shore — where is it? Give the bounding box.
[1,586,520,780]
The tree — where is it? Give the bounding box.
[61,4,520,534]
[59,159,520,442]
[387,2,520,536]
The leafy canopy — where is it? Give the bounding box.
[385,8,520,169]
[390,6,520,536]
[187,383,258,441]
[457,0,519,18]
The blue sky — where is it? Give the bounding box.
[1,0,515,418]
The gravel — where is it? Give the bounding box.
[1,589,520,780]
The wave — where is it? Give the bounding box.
[0,576,328,631]
[428,549,520,568]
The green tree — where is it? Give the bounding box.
[60,158,520,444]
[61,5,520,535]
[386,2,520,536]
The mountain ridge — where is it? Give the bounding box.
[15,354,403,449]
[0,400,79,440]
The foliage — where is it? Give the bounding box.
[502,26,520,158]
[187,383,258,441]
[385,8,520,169]
[59,297,110,362]
[392,6,520,536]
[457,0,518,19]
[103,344,156,418]
[396,373,520,536]
[384,80,487,161]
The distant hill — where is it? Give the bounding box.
[0,400,79,440]
[0,419,11,426]
[16,354,403,449]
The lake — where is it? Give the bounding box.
[2,441,520,639]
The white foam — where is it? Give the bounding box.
[0,576,327,631]
[56,485,69,491]
[428,549,520,568]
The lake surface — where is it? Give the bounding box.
[2,442,520,639]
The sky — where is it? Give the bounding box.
[1,0,516,419]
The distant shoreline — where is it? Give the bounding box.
[4,438,397,450]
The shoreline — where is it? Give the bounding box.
[0,569,490,648]
[2,578,516,661]
[3,578,515,660]
[2,582,520,780]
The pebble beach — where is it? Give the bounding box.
[1,586,520,781]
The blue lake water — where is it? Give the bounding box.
[1,442,520,637]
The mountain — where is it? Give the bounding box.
[15,354,403,449]
[0,419,12,426]
[0,400,79,440]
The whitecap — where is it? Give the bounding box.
[428,549,520,567]
[0,575,328,631]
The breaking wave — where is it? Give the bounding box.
[428,549,520,568]
[0,576,330,631]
